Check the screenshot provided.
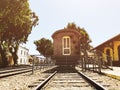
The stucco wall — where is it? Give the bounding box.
[103,41,120,62]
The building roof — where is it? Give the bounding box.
[52,29,81,38]
[19,45,29,51]
[94,33,120,50]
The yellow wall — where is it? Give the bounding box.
[102,41,120,61]
[103,47,113,61]
[114,41,120,60]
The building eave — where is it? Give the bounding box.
[93,33,120,50]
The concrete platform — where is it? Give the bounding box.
[76,65,120,80]
[101,67,120,80]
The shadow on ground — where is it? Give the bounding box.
[43,66,78,73]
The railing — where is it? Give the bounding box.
[78,49,113,73]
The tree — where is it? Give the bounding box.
[65,22,91,50]
[0,0,39,66]
[65,22,90,40]
[65,22,92,70]
[64,22,77,29]
[34,38,53,63]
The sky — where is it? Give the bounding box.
[26,0,120,55]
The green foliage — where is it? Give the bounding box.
[0,0,38,44]
[34,38,53,57]
[0,0,39,66]
[65,22,90,40]
[65,22,77,29]
[65,22,92,51]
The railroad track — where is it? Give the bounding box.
[82,71,120,90]
[0,67,32,78]
[30,66,107,90]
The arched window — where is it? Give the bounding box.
[62,36,71,55]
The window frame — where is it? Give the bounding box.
[62,36,71,55]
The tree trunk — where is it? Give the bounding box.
[0,45,8,67]
[9,46,18,66]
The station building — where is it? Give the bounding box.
[94,34,120,66]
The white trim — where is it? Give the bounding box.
[62,36,71,55]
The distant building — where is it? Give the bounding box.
[30,55,45,64]
[94,34,120,66]
[17,46,29,65]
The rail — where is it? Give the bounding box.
[78,71,107,90]
[33,66,107,90]
[33,71,57,90]
[0,67,32,78]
